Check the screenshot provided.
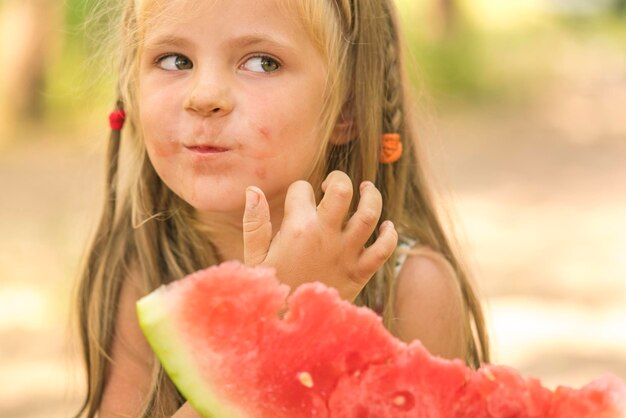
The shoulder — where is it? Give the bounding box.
[112,265,153,359]
[392,247,468,360]
[100,264,154,417]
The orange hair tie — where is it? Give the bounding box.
[379,133,402,164]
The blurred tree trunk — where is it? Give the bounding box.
[0,0,62,144]
[432,0,458,39]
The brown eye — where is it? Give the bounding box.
[174,56,193,70]
[260,57,279,72]
[158,54,193,71]
[243,55,281,73]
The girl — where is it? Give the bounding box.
[76,0,490,417]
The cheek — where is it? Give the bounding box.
[147,136,178,158]
[245,104,315,154]
[244,104,321,183]
[140,95,178,157]
[257,125,271,142]
[254,167,267,181]
[244,113,282,160]
[143,120,177,158]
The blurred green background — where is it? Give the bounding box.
[1,0,625,417]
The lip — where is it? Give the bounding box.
[185,145,230,155]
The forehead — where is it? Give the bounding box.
[138,0,333,53]
[141,0,301,30]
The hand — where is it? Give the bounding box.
[242,170,398,302]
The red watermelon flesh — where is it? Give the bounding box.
[138,262,419,417]
[549,375,626,418]
[328,343,470,417]
[453,365,553,418]
[136,261,626,418]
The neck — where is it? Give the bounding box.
[193,194,287,263]
[198,216,245,262]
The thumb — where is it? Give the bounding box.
[243,186,272,266]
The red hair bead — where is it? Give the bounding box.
[109,110,126,131]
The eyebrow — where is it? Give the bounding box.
[225,34,295,52]
[144,33,295,54]
[143,35,193,50]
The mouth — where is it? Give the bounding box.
[185,145,230,155]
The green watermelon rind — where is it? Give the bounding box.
[137,286,247,418]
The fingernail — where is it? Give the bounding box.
[360,181,372,193]
[246,187,259,208]
[381,220,394,231]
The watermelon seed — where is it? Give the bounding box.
[297,371,314,388]
[391,391,415,411]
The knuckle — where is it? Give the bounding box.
[329,182,353,201]
[243,219,267,234]
[357,209,379,227]
[373,247,392,263]
[286,219,316,239]
[371,241,394,263]
[347,268,364,285]
[372,248,391,267]
[291,224,307,238]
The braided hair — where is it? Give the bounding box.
[323,0,489,367]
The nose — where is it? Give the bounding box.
[184,70,234,117]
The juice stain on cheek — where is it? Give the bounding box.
[247,121,280,180]
[258,126,271,142]
[247,124,277,160]
[253,125,271,181]
[255,167,267,181]
[148,138,179,158]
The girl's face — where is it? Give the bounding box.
[138,0,328,220]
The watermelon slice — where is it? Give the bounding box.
[136,261,626,418]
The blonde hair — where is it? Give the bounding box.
[75,0,490,417]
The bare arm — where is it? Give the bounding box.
[99,275,202,418]
[393,249,468,360]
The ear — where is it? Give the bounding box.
[329,120,355,145]
[329,104,357,145]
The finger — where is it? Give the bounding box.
[356,220,398,280]
[344,181,383,245]
[283,180,317,222]
[317,170,353,228]
[243,186,272,266]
